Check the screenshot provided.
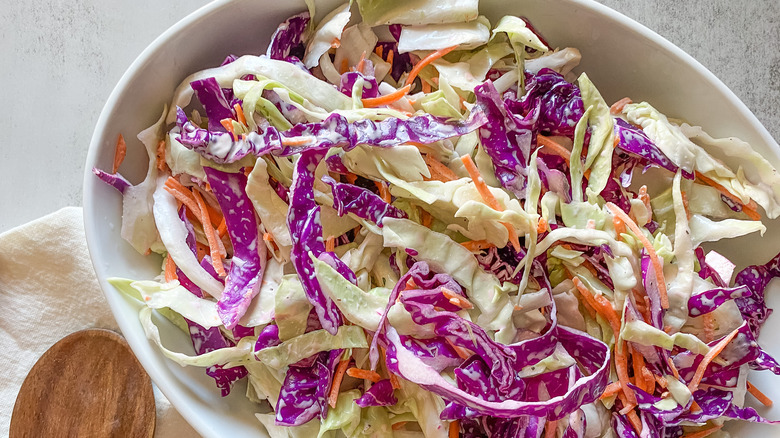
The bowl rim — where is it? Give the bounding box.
[82,0,780,436]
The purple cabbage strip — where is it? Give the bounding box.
[384,324,609,420]
[473,80,535,198]
[92,168,131,194]
[190,77,235,132]
[205,167,266,330]
[176,106,487,163]
[316,251,358,285]
[275,349,341,426]
[220,54,238,66]
[507,68,584,138]
[339,71,379,99]
[733,250,780,335]
[355,379,398,407]
[322,175,407,227]
[399,335,464,372]
[176,208,247,396]
[287,150,342,334]
[687,285,751,317]
[613,118,693,179]
[324,153,350,175]
[266,12,310,61]
[641,251,665,330]
[255,324,281,351]
[375,40,412,82]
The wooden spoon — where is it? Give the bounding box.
[10,329,156,437]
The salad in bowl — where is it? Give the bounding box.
[91,0,780,436]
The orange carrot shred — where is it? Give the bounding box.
[695,171,761,220]
[449,420,460,438]
[606,202,669,309]
[421,79,432,94]
[362,84,412,108]
[626,410,643,435]
[667,357,681,380]
[340,58,349,75]
[325,236,336,253]
[280,135,315,146]
[638,185,651,213]
[702,313,715,343]
[156,139,167,171]
[460,155,521,252]
[655,374,668,388]
[460,240,494,252]
[746,381,773,407]
[374,181,392,203]
[544,420,557,438]
[217,217,228,238]
[682,424,723,438]
[164,255,178,282]
[599,381,622,399]
[375,46,383,57]
[445,338,472,360]
[610,97,633,115]
[355,51,367,74]
[192,190,226,277]
[233,103,246,126]
[392,422,408,431]
[688,327,740,392]
[346,367,382,383]
[537,217,548,234]
[536,135,572,164]
[164,179,202,221]
[442,287,474,310]
[423,155,458,182]
[386,49,394,67]
[112,133,127,174]
[329,359,351,408]
[220,118,236,141]
[613,214,626,239]
[405,45,458,87]
[421,209,433,228]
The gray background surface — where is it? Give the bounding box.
[0,0,778,232]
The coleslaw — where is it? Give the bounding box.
[94,1,780,436]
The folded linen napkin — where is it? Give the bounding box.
[0,207,199,437]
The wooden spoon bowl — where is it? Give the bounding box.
[10,329,156,437]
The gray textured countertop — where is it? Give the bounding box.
[1,0,778,232]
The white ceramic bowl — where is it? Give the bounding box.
[83,0,780,436]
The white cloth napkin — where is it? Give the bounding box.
[0,207,199,437]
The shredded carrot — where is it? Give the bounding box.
[544,420,557,438]
[641,366,656,394]
[156,140,167,171]
[537,217,548,234]
[460,240,494,252]
[536,135,572,164]
[220,118,237,141]
[328,359,351,408]
[626,410,643,435]
[362,84,412,108]
[746,381,773,407]
[702,313,715,343]
[680,190,692,220]
[388,371,401,390]
[638,185,651,213]
[345,173,358,184]
[695,171,761,220]
[405,45,458,87]
[423,155,458,182]
[375,46,383,57]
[445,338,472,360]
[280,135,316,146]
[682,424,723,438]
[346,367,382,383]
[449,420,460,438]
[164,255,178,282]
[340,58,349,75]
[233,103,246,126]
[164,178,202,220]
[442,287,474,310]
[355,51,367,74]
[573,277,636,405]
[374,181,392,203]
[631,345,648,393]
[606,202,669,309]
[612,215,626,239]
[655,374,668,388]
[192,190,227,277]
[460,155,521,251]
[325,236,336,253]
[421,79,432,94]
[600,381,622,399]
[667,357,681,380]
[610,97,633,115]
[392,422,408,431]
[688,326,740,392]
[420,209,433,228]
[386,49,394,67]
[112,134,127,174]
